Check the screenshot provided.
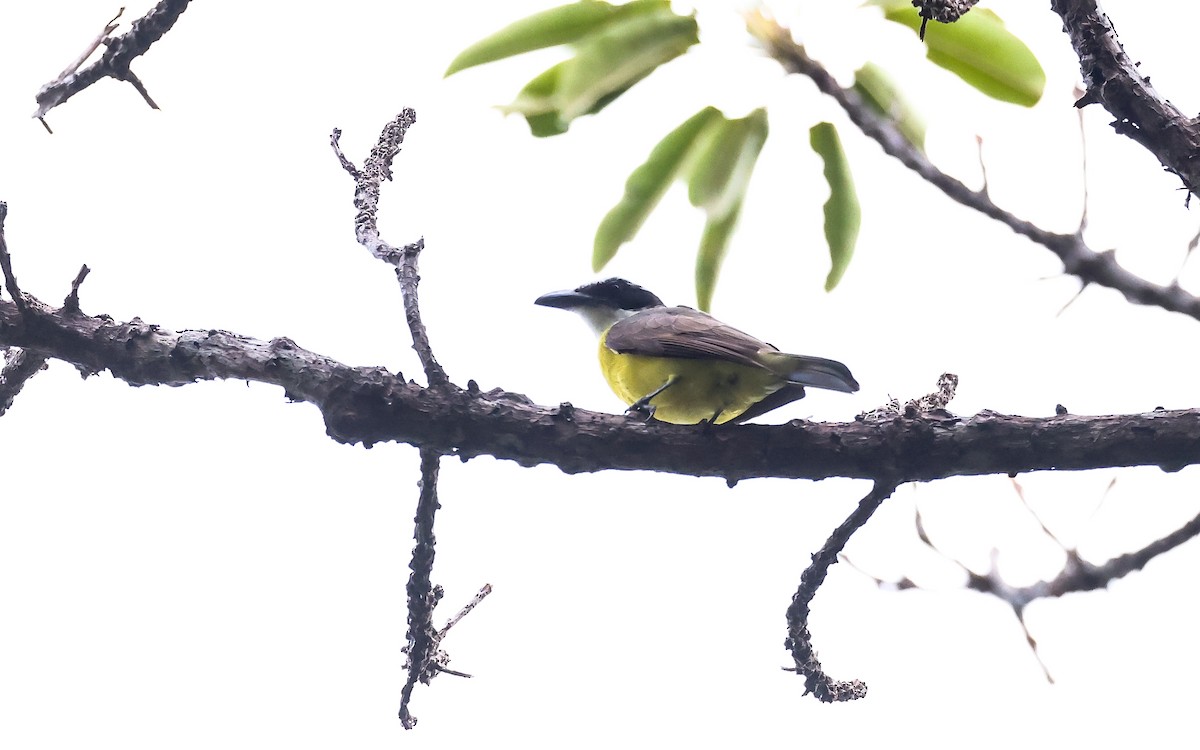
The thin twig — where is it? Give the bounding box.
[867,482,1200,683]
[330,109,448,387]
[914,515,1056,681]
[329,129,360,179]
[1173,225,1200,287]
[1011,603,1055,683]
[438,584,493,639]
[1008,476,1064,549]
[974,135,989,199]
[746,13,1200,323]
[51,8,124,82]
[395,239,447,387]
[1074,85,1091,234]
[1002,508,1200,603]
[784,479,899,702]
[398,447,444,730]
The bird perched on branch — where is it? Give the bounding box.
[535,278,858,424]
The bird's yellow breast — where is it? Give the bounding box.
[598,335,782,424]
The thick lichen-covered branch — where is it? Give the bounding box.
[3,294,1199,482]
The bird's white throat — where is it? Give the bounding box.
[575,306,638,338]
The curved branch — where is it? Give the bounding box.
[785,479,898,701]
[1050,0,1200,203]
[3,294,1199,483]
[964,502,1200,608]
[331,110,448,387]
[746,15,1200,322]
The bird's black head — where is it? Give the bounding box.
[534,278,665,312]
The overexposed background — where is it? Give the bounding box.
[2,2,1198,747]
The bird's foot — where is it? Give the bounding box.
[625,399,657,422]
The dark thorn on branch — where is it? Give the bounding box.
[63,265,92,314]
[122,69,160,110]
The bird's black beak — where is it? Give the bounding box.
[534,289,592,310]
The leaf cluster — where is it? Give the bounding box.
[447,0,1045,307]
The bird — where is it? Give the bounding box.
[534,278,858,424]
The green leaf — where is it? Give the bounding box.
[694,198,743,312]
[557,10,698,122]
[853,62,926,151]
[809,122,860,292]
[444,0,672,77]
[871,1,1045,107]
[503,63,569,136]
[685,108,767,308]
[686,108,769,220]
[498,7,699,136]
[593,106,723,270]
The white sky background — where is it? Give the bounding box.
[1,1,1199,747]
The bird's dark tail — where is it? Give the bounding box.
[758,352,859,393]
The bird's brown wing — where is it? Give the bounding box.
[604,306,775,366]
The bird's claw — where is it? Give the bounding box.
[625,400,656,422]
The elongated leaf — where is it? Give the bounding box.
[498,7,698,136]
[444,0,671,77]
[505,64,561,116]
[809,122,860,292]
[694,198,743,312]
[686,108,768,220]
[871,1,1045,106]
[853,62,926,151]
[593,107,723,269]
[557,10,698,122]
[501,60,656,137]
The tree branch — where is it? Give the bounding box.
[785,479,898,701]
[960,495,1200,608]
[2,292,1198,482]
[33,0,192,128]
[328,111,467,726]
[331,110,448,387]
[398,447,444,730]
[0,203,27,316]
[745,14,1200,322]
[1050,0,1200,204]
[0,347,48,418]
